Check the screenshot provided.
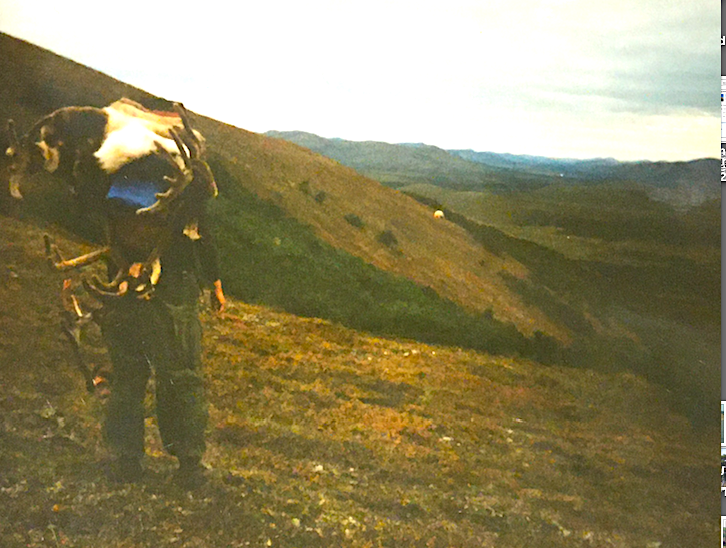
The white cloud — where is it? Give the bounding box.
[0,0,718,160]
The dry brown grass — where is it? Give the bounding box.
[0,216,715,547]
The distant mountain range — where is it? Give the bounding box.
[414,146,621,175]
[267,131,719,207]
[265,130,503,190]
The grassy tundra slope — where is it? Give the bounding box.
[0,216,715,547]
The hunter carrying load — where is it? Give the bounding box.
[6,97,226,488]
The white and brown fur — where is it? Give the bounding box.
[6,98,204,198]
[97,98,205,173]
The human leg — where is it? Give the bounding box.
[100,303,152,480]
[149,297,208,464]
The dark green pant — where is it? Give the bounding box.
[100,273,207,461]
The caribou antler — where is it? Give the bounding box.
[7,120,24,199]
[135,104,216,215]
[82,253,161,302]
[173,102,206,158]
[27,100,219,394]
[134,130,195,215]
[44,234,111,272]
[174,103,217,198]
[44,233,161,303]
[60,278,107,393]
[6,119,19,155]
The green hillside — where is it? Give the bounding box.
[202,174,538,358]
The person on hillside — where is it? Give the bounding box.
[100,207,225,489]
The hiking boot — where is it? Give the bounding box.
[107,457,143,484]
[174,457,207,490]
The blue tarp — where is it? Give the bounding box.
[106,180,164,208]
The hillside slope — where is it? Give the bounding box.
[398,183,720,424]
[0,32,564,342]
[265,128,720,424]
[0,215,715,547]
[198,125,566,341]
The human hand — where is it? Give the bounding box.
[211,279,226,313]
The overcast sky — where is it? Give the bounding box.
[0,0,719,161]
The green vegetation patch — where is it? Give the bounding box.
[207,178,551,360]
